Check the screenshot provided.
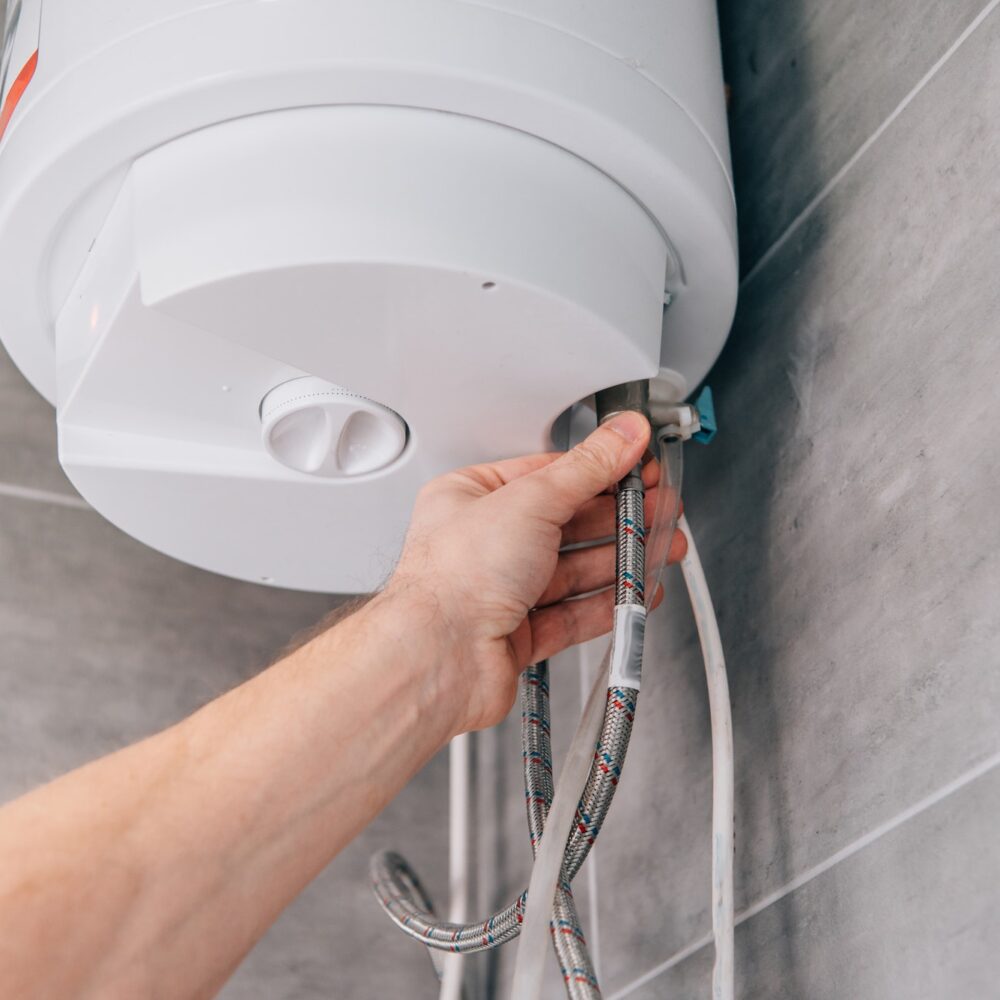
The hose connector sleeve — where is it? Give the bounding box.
[608,604,647,690]
[595,381,650,426]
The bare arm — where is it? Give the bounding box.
[0,412,681,999]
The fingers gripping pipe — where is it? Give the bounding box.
[370,499,646,991]
[371,385,669,999]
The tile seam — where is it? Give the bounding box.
[0,481,89,509]
[3,6,992,516]
[608,748,1000,999]
[738,0,1000,291]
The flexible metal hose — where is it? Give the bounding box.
[541,476,644,998]
[370,481,646,997]
[523,663,599,996]
[372,393,677,999]
[369,674,639,958]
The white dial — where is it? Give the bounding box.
[260,377,408,478]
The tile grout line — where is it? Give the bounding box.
[608,748,1000,999]
[1,6,995,988]
[0,481,89,509]
[0,6,996,506]
[607,929,714,1000]
[605,3,1000,995]
[738,0,1000,292]
[2,6,992,518]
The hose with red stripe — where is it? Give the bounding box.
[369,657,640,968]
[370,477,650,998]
[371,388,679,1000]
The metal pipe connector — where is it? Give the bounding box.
[594,380,650,426]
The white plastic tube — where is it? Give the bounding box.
[509,435,684,1000]
[678,514,735,1000]
[509,650,611,999]
[439,732,472,1000]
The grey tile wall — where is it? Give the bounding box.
[5,1,1000,997]
[2,16,62,495]
[0,346,76,498]
[0,354,451,997]
[221,759,450,1000]
[623,762,1000,1000]
[588,2,1000,997]
[723,0,988,273]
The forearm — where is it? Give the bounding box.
[0,412,652,1000]
[0,588,455,1000]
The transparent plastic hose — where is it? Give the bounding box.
[509,440,684,1000]
[646,437,683,603]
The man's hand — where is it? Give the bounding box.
[383,412,686,735]
[0,412,686,1000]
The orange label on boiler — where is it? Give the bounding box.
[0,48,38,142]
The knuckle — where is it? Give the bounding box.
[571,437,616,480]
[415,480,440,504]
[673,529,689,560]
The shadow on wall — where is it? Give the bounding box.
[688,0,829,991]
[720,0,828,274]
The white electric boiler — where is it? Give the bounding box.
[0,0,737,592]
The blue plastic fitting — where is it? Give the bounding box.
[692,386,717,444]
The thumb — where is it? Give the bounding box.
[510,412,650,524]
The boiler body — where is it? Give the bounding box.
[0,0,736,591]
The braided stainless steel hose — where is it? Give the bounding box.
[369,666,641,959]
[509,439,649,999]
[523,663,599,998]
[372,384,669,1000]
[370,500,646,992]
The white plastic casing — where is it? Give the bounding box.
[0,0,737,592]
[260,378,409,480]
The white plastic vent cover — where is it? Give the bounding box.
[0,0,737,592]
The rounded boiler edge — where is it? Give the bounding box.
[46,105,669,592]
[0,0,737,405]
[0,0,737,592]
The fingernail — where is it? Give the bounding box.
[604,412,647,443]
